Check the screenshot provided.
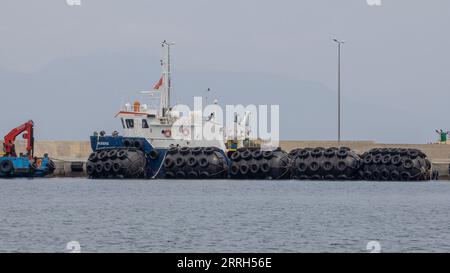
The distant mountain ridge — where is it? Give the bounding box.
[0,49,440,143]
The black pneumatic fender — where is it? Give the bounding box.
[163,147,228,179]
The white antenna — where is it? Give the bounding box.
[161,40,175,117]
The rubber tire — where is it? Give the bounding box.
[199,157,209,168]
[149,150,159,160]
[262,151,273,159]
[323,161,333,172]
[98,150,108,161]
[336,160,346,172]
[165,171,175,179]
[175,157,186,167]
[252,150,263,160]
[188,171,198,179]
[88,152,98,162]
[187,157,197,167]
[240,165,249,175]
[261,162,270,173]
[391,155,402,166]
[117,150,128,159]
[180,147,190,155]
[241,150,251,160]
[103,161,113,173]
[390,170,400,181]
[0,160,13,174]
[107,149,118,159]
[231,151,241,161]
[164,158,174,168]
[86,162,95,176]
[133,140,143,150]
[123,139,132,147]
[250,163,260,174]
[230,164,240,175]
[337,149,348,158]
[297,162,308,173]
[176,171,186,179]
[309,161,320,172]
[95,162,104,174]
[112,161,122,173]
[402,158,414,169]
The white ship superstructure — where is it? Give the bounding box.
[115,41,226,150]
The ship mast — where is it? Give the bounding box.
[161,40,175,117]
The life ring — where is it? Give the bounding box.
[36,159,42,168]
[182,127,190,137]
[163,129,172,138]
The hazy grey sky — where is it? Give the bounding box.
[0,0,449,143]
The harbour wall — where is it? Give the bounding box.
[2,140,450,179]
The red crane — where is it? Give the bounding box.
[2,120,34,159]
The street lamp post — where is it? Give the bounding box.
[333,38,345,145]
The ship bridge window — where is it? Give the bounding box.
[142,119,149,129]
[125,119,134,128]
[121,118,125,129]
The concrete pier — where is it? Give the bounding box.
[2,140,450,179]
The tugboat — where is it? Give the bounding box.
[87,41,229,179]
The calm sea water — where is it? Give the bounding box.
[0,178,449,253]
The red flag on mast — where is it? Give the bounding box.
[153,76,163,90]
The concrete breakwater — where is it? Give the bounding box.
[2,140,450,179]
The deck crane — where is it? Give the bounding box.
[3,120,34,159]
[1,120,54,178]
